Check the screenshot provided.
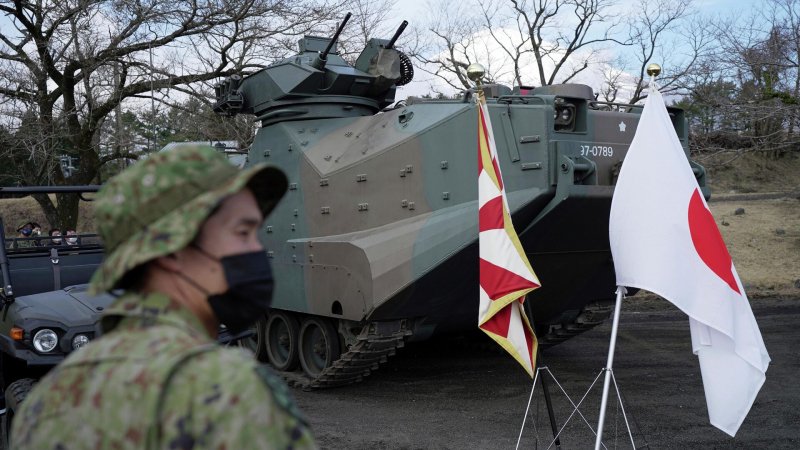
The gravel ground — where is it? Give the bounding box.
[293,296,800,449]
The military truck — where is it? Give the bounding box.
[213,17,708,388]
[0,186,111,440]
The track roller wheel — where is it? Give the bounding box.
[265,311,300,371]
[237,316,268,362]
[298,317,341,378]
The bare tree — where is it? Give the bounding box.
[0,0,346,228]
[767,0,799,143]
[337,0,400,61]
[672,0,800,166]
[411,0,706,102]
[694,1,800,159]
[622,0,708,104]
[509,0,627,86]
[408,1,487,93]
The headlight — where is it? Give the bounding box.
[72,334,90,350]
[554,103,577,130]
[33,329,58,353]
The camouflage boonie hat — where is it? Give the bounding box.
[89,145,287,294]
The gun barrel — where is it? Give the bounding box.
[385,20,408,49]
[321,12,352,61]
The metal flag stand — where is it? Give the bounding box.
[593,64,663,450]
[593,286,636,449]
[516,286,639,449]
[517,63,664,450]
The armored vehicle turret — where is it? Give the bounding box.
[214,18,707,388]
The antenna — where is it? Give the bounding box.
[149,44,156,153]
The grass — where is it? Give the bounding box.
[1,195,96,236]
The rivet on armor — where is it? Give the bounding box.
[345,131,353,137]
[266,226,273,233]
[358,203,369,211]
[442,192,450,200]
[291,223,296,231]
[408,201,416,210]
[264,150,271,157]
[399,168,406,177]
[288,145,293,152]
[405,164,413,173]
[289,183,298,190]
[401,199,408,208]
[321,206,331,214]
[320,178,329,186]
[356,174,367,182]
[441,161,448,169]
[294,209,299,217]
[292,254,297,262]
[267,251,274,258]
[301,140,308,146]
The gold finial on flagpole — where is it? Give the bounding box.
[467,63,486,86]
[467,63,486,103]
[646,63,661,91]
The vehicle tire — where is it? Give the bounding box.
[3,378,34,447]
[298,317,341,378]
[236,316,269,362]
[265,311,300,371]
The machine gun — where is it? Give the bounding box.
[213,14,412,124]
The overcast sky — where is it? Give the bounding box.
[393,0,766,99]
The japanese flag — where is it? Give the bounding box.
[609,88,770,437]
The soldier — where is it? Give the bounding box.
[11,146,316,449]
[14,222,35,249]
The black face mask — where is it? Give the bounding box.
[189,247,274,334]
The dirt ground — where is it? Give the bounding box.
[709,197,800,293]
[293,295,799,449]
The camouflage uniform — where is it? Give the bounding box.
[10,145,315,449]
[13,223,35,249]
[12,238,34,249]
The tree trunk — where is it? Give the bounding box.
[55,194,81,230]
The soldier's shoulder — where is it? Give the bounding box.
[62,322,205,365]
[172,346,271,393]
[171,346,308,424]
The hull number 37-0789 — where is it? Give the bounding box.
[580,145,614,157]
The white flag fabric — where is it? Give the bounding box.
[609,87,770,437]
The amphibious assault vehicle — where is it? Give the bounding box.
[213,17,708,388]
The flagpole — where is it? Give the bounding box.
[594,286,626,450]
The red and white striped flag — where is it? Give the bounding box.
[477,98,541,376]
